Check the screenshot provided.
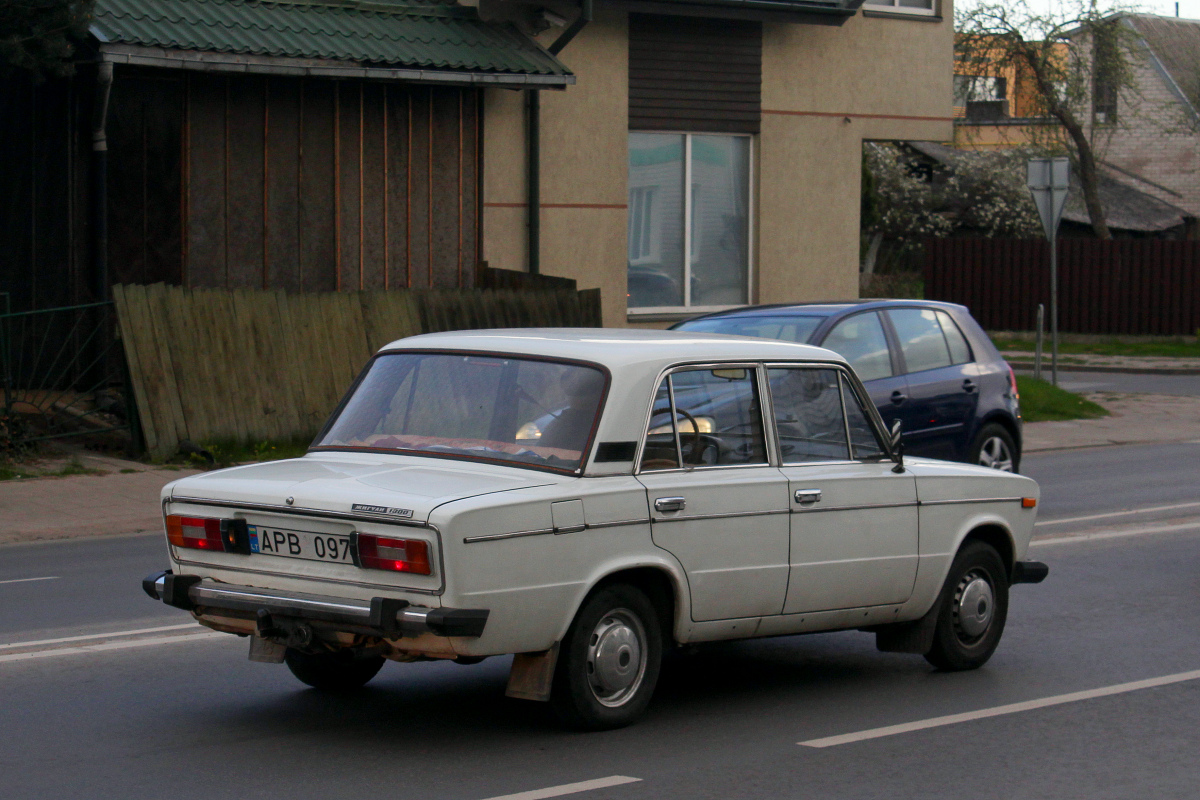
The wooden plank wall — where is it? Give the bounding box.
[924,237,1200,334]
[114,284,603,459]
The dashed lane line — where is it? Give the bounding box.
[0,576,60,586]
[799,669,1200,748]
[0,623,199,650]
[1035,501,1200,527]
[478,777,643,800]
[0,631,226,663]
[1031,519,1200,546]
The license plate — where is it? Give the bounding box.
[249,526,353,564]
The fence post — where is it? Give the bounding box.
[1034,303,1044,382]
[0,292,10,413]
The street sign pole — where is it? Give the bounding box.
[1027,158,1070,386]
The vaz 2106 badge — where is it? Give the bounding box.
[351,503,414,519]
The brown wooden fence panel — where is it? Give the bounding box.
[115,284,603,459]
[924,238,1200,335]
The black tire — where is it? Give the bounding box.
[550,585,663,730]
[284,647,385,691]
[968,422,1019,473]
[925,541,1009,671]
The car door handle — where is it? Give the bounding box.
[794,489,823,505]
[890,391,907,405]
[654,496,686,513]
[962,379,977,393]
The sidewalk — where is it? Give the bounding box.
[1001,351,1200,375]
[1022,392,1200,452]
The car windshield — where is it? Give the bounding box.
[677,315,824,344]
[314,353,607,473]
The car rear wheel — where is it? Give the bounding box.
[969,423,1018,472]
[925,541,1009,671]
[284,647,385,691]
[551,584,663,730]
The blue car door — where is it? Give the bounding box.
[883,308,981,460]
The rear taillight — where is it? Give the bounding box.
[355,533,431,575]
[165,515,250,553]
[166,515,224,551]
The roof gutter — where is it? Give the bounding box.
[526,0,593,275]
[96,43,575,88]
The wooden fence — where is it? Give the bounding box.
[924,238,1200,335]
[114,283,601,460]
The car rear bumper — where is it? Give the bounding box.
[142,570,488,638]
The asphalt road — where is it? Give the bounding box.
[2,444,1199,799]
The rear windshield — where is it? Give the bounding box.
[314,353,607,473]
[677,315,824,344]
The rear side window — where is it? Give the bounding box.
[820,312,893,381]
[887,308,952,374]
[937,311,973,365]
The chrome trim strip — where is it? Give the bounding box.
[463,517,651,543]
[792,501,918,514]
[462,527,555,544]
[170,495,431,529]
[172,557,442,594]
[651,508,790,524]
[920,497,1025,507]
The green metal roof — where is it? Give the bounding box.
[90,0,571,78]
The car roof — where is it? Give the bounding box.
[381,327,845,369]
[680,298,970,323]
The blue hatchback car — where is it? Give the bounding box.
[672,300,1023,471]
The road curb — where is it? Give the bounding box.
[1009,361,1200,376]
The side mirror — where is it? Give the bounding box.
[890,420,905,473]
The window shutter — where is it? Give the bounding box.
[628,14,762,134]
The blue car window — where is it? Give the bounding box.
[821,313,893,381]
[888,308,952,374]
[936,311,973,365]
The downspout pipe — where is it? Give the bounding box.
[92,61,114,301]
[526,0,592,275]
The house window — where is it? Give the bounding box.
[863,0,936,16]
[627,132,752,311]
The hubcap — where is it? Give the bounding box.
[978,436,1014,472]
[586,609,647,708]
[953,571,995,641]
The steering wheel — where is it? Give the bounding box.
[675,408,706,465]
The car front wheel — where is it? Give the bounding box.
[969,422,1018,472]
[551,584,663,730]
[284,647,385,691]
[924,541,1009,671]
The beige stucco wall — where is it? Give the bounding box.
[482,11,630,327]
[483,6,954,327]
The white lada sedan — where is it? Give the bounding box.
[144,329,1047,729]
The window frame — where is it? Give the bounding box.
[634,360,894,474]
[862,0,938,17]
[626,131,755,316]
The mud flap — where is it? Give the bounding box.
[249,635,287,663]
[874,604,939,655]
[505,643,560,702]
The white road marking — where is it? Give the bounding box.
[1031,519,1200,546]
[0,623,199,651]
[0,631,225,663]
[799,669,1200,748]
[0,576,60,586]
[1036,501,1200,527]
[478,776,643,800]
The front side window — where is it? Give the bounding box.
[639,367,766,470]
[628,132,751,311]
[821,312,894,382]
[315,353,606,473]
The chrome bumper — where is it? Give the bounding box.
[142,570,488,638]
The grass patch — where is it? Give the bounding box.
[1017,376,1110,422]
[0,465,28,480]
[50,458,105,477]
[995,337,1200,359]
[120,468,139,474]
